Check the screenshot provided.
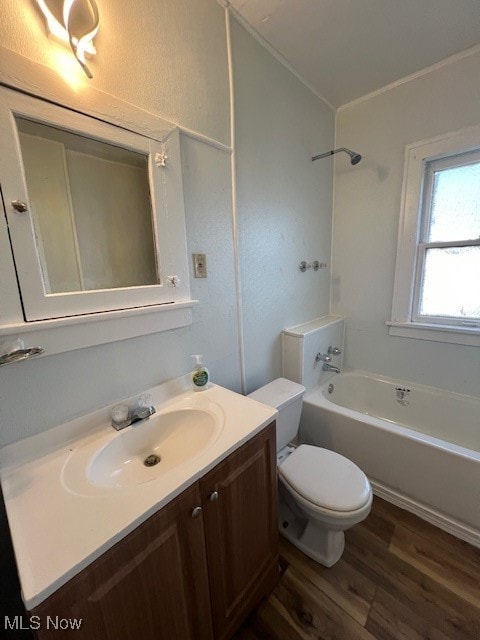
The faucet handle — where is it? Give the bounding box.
[111,404,129,428]
[315,353,331,363]
[137,393,153,409]
[134,394,156,420]
[327,346,342,356]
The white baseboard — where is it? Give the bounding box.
[370,479,480,549]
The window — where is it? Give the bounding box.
[414,151,480,324]
[389,126,480,346]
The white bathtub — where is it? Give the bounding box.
[299,370,480,546]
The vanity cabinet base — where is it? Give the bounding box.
[30,422,278,640]
[31,483,213,640]
[201,422,279,640]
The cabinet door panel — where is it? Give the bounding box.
[200,422,279,640]
[32,484,213,640]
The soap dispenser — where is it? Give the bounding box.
[191,354,209,391]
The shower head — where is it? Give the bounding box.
[348,150,362,165]
[312,147,362,165]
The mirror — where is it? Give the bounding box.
[16,117,159,294]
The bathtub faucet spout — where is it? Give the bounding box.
[315,352,341,374]
[323,362,340,374]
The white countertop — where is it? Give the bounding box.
[0,376,277,610]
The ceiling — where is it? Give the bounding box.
[229,0,480,108]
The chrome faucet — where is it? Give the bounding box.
[322,362,341,374]
[316,346,342,373]
[327,346,342,356]
[111,394,156,431]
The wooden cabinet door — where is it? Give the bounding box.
[200,422,279,640]
[32,484,213,640]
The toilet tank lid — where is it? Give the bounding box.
[248,378,305,411]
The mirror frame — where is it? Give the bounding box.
[0,48,200,361]
[0,86,191,321]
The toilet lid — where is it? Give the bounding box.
[279,445,371,512]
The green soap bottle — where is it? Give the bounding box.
[191,354,209,391]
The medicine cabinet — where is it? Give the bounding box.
[0,86,194,359]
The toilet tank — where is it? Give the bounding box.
[248,378,305,450]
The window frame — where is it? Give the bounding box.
[388,125,480,346]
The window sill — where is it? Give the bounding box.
[386,320,480,347]
[0,301,199,362]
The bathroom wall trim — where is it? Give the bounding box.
[224,5,247,394]
[0,302,198,362]
[218,1,335,113]
[338,42,480,112]
[371,479,480,549]
[177,124,232,154]
[0,46,232,155]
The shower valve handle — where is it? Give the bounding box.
[327,346,342,356]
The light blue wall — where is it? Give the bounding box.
[0,2,335,445]
[232,21,335,392]
[333,52,480,396]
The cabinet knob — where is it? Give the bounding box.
[191,506,203,519]
[209,491,219,502]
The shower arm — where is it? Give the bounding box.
[312,147,362,165]
[312,149,345,162]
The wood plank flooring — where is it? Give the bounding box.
[234,497,480,640]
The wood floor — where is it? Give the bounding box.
[234,497,480,640]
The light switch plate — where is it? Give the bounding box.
[193,253,207,278]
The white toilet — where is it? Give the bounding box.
[249,377,372,567]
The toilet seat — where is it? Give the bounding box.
[278,444,371,513]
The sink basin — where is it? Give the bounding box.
[63,400,224,494]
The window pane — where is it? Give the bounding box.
[429,162,480,242]
[419,246,480,319]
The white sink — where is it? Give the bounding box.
[63,398,224,494]
[1,378,278,609]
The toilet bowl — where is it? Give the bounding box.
[249,377,372,567]
[278,443,372,566]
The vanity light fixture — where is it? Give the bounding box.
[36,0,100,79]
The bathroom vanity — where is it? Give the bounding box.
[0,379,278,640]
